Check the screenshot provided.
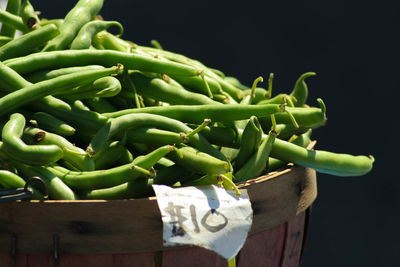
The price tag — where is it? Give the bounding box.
[153,184,253,260]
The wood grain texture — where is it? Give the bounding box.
[280,212,306,267]
[0,166,316,255]
[236,223,287,267]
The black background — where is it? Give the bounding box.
[29,0,399,266]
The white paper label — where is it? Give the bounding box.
[153,184,253,260]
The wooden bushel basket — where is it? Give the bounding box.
[0,165,317,267]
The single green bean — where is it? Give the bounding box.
[54,76,121,101]
[268,129,313,171]
[25,65,105,83]
[84,97,117,113]
[29,111,76,136]
[81,177,154,200]
[290,72,316,107]
[130,71,218,105]
[270,138,374,176]
[167,145,230,175]
[102,104,282,124]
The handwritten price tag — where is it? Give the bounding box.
[153,184,253,260]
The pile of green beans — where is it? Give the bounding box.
[0,0,374,201]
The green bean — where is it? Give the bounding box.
[0,9,30,33]
[54,76,121,101]
[0,0,21,37]
[126,127,186,147]
[0,24,59,61]
[0,36,13,47]
[13,162,79,200]
[224,76,250,90]
[0,170,45,200]
[22,127,95,171]
[70,20,123,49]
[167,145,230,175]
[195,125,239,148]
[0,61,106,136]
[259,99,327,131]
[234,116,263,170]
[4,49,199,77]
[153,165,196,186]
[234,130,277,182]
[268,129,313,171]
[1,113,63,165]
[290,72,316,107]
[130,71,218,105]
[20,0,40,29]
[25,65,105,83]
[103,103,282,124]
[81,177,154,200]
[93,30,133,52]
[93,141,131,170]
[270,138,374,176]
[47,145,175,191]
[42,0,104,51]
[138,45,244,100]
[0,65,119,117]
[84,97,117,113]
[29,111,76,136]
[87,113,218,158]
[39,19,64,28]
[0,170,25,189]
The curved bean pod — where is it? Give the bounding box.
[55,76,122,101]
[30,112,76,136]
[22,127,95,171]
[270,138,374,176]
[70,20,123,50]
[290,72,316,107]
[1,113,63,165]
[13,162,79,200]
[130,71,218,105]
